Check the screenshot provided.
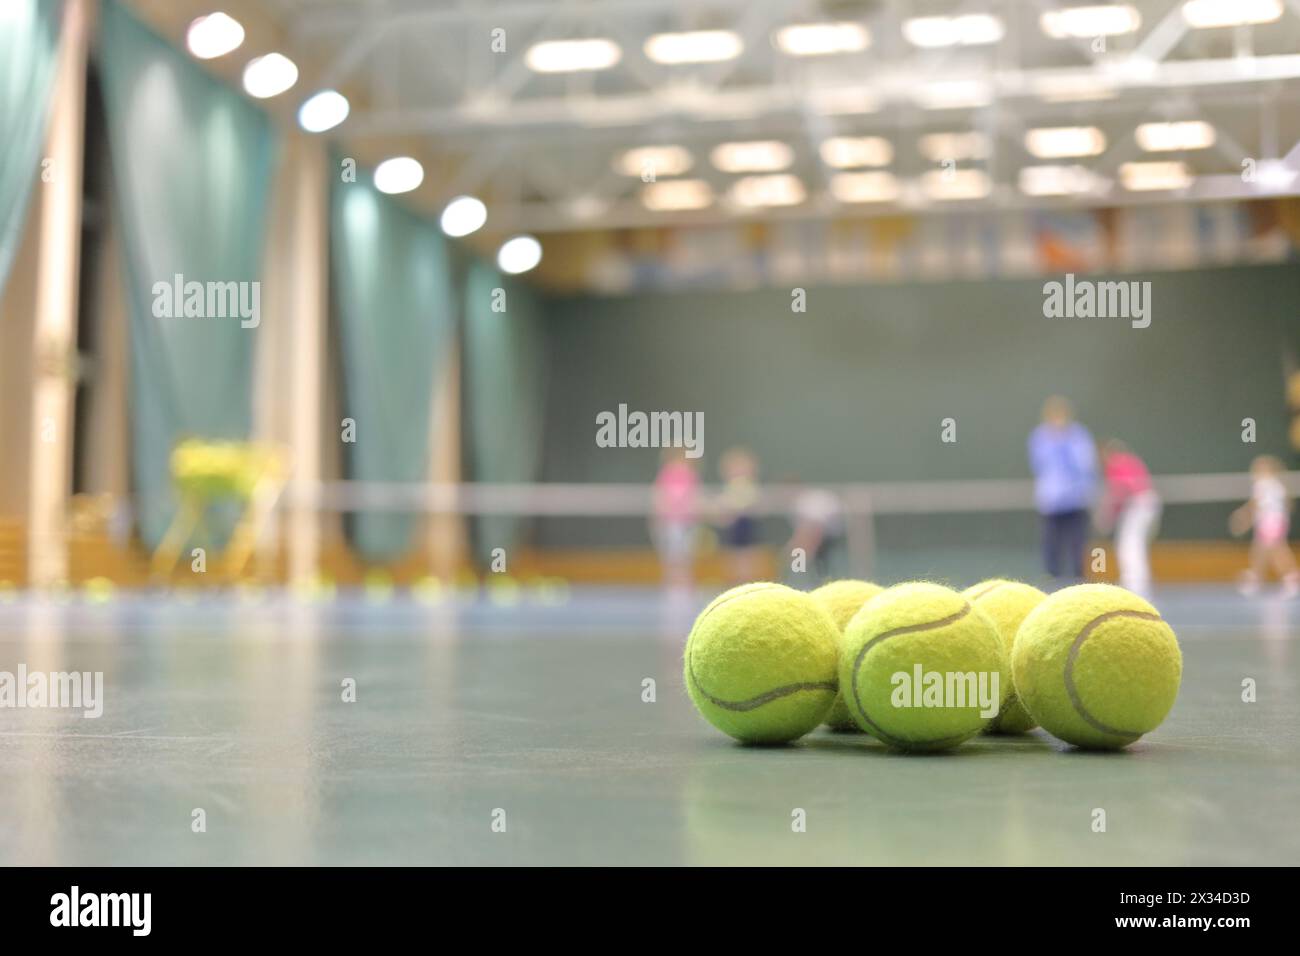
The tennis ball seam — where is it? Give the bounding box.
[848,601,977,749]
[965,580,1008,603]
[1064,608,1166,741]
[686,659,837,712]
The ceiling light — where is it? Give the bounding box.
[1019,165,1103,196]
[1254,160,1299,189]
[774,22,871,56]
[440,196,487,237]
[187,12,244,60]
[1119,161,1192,190]
[566,196,610,220]
[918,131,991,162]
[1182,0,1282,28]
[830,171,902,203]
[1040,5,1141,38]
[1135,121,1216,151]
[903,14,1004,49]
[642,179,714,211]
[729,174,807,208]
[921,168,992,200]
[525,38,622,73]
[711,140,794,173]
[820,136,893,169]
[373,156,424,194]
[914,80,993,110]
[615,145,693,177]
[498,236,543,274]
[644,30,743,64]
[242,52,298,99]
[297,90,349,133]
[1025,126,1106,158]
[1034,74,1120,102]
[808,88,881,115]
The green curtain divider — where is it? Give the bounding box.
[0,0,63,296]
[98,0,277,549]
[462,260,548,562]
[330,167,455,563]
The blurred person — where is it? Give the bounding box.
[783,479,847,584]
[650,448,699,593]
[1229,455,1299,597]
[1028,396,1097,581]
[1097,440,1161,596]
[716,447,762,584]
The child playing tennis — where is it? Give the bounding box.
[1230,455,1299,597]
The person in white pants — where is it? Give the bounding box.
[1099,440,1161,595]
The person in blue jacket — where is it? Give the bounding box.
[1028,396,1098,581]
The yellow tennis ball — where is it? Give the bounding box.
[962,579,1047,734]
[684,582,839,744]
[1013,584,1182,750]
[810,579,884,730]
[842,582,1008,751]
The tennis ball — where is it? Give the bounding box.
[841,581,1007,751]
[1013,584,1181,750]
[684,582,839,744]
[810,579,884,730]
[962,579,1047,734]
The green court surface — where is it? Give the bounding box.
[0,586,1296,866]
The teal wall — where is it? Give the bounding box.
[535,264,1300,574]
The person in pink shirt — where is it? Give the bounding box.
[1097,440,1161,595]
[651,449,700,593]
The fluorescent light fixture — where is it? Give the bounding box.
[903,14,1004,48]
[1034,74,1119,102]
[497,235,543,274]
[242,52,298,99]
[297,90,349,132]
[642,179,714,211]
[440,196,487,237]
[729,174,807,208]
[1019,165,1102,196]
[914,80,993,110]
[1135,120,1216,151]
[615,145,693,177]
[830,171,902,203]
[1040,5,1141,38]
[644,30,743,64]
[774,22,871,56]
[921,168,992,200]
[711,140,795,173]
[1119,160,1192,190]
[373,156,424,194]
[525,38,622,73]
[820,136,893,169]
[1255,160,1299,189]
[918,131,990,162]
[566,196,610,220]
[1025,126,1106,158]
[187,12,244,59]
[808,88,881,115]
[1182,0,1282,28]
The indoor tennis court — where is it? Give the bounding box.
[2,0,1299,879]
